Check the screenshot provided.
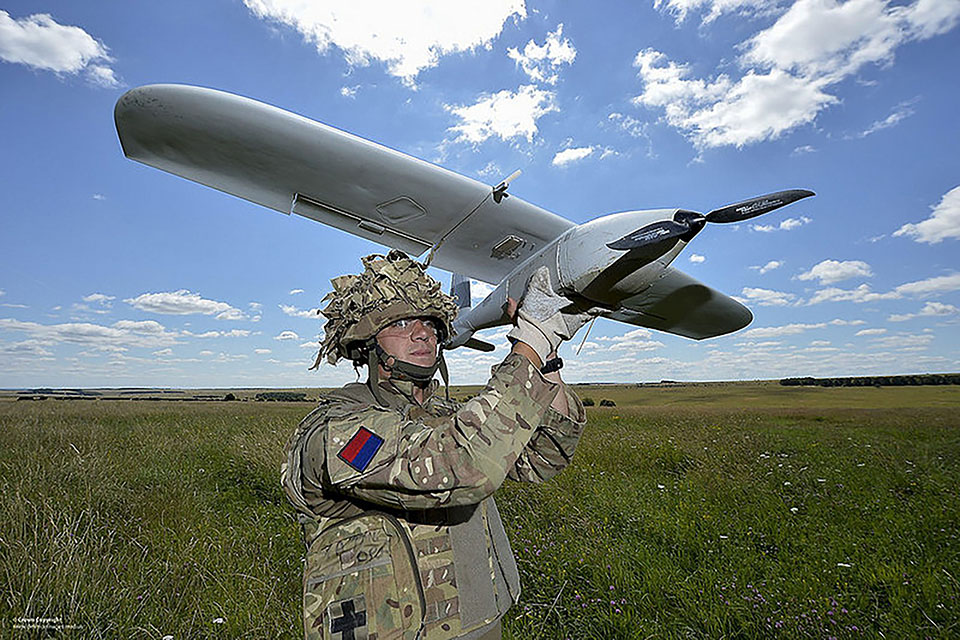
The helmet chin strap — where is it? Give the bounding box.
[366,338,449,406]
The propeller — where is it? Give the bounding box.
[607,189,815,251]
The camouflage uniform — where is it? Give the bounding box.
[281,353,585,639]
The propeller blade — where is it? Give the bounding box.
[705,189,815,224]
[607,219,691,250]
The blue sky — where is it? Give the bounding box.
[1,0,958,388]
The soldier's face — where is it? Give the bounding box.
[375,317,439,368]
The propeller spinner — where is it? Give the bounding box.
[607,189,815,251]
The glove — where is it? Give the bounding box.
[507,267,595,362]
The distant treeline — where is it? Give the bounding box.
[254,391,308,402]
[780,373,960,387]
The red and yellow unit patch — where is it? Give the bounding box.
[337,426,384,472]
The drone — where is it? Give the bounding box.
[115,85,813,352]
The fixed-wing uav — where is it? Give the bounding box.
[114,85,813,352]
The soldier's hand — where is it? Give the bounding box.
[508,267,597,363]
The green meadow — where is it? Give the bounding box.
[1,384,957,639]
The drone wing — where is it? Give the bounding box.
[603,267,753,339]
[115,84,573,284]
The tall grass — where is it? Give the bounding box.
[1,386,958,638]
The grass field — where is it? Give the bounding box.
[1,384,958,639]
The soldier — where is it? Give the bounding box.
[281,250,591,640]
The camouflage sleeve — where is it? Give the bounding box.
[507,384,586,483]
[305,352,560,510]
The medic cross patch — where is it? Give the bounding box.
[328,595,367,640]
[337,426,384,473]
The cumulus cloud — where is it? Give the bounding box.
[752,216,812,232]
[0,318,179,351]
[470,281,496,306]
[655,0,776,24]
[0,11,119,86]
[275,330,300,341]
[183,328,253,338]
[339,85,358,98]
[808,273,960,304]
[740,322,827,338]
[83,293,115,307]
[797,259,873,284]
[125,290,246,320]
[751,260,782,274]
[894,185,960,244]
[446,85,557,144]
[689,253,706,263]
[242,0,525,84]
[552,146,595,167]
[888,301,960,322]
[735,287,798,306]
[507,23,576,84]
[632,49,836,149]
[598,328,665,352]
[289,288,305,295]
[869,332,936,350]
[280,303,319,318]
[637,0,960,149]
[855,328,887,336]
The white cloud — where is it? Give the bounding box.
[751,260,782,274]
[598,328,665,352]
[289,288,305,295]
[740,322,827,338]
[807,283,897,305]
[633,49,836,149]
[255,348,272,354]
[0,318,179,351]
[183,328,254,339]
[339,85,358,98]
[853,98,918,138]
[607,112,650,139]
[446,85,557,144]
[792,145,816,155]
[636,0,960,149]
[0,11,119,86]
[869,332,936,350]
[888,301,960,322]
[894,185,960,244]
[797,259,873,284]
[242,0,525,84]
[470,281,496,306]
[83,293,115,305]
[125,290,246,320]
[855,328,887,336]
[275,330,300,341]
[280,303,319,318]
[552,146,594,167]
[752,216,812,232]
[655,0,776,24]
[894,273,960,297]
[688,253,706,263]
[808,273,960,304]
[507,23,576,85]
[153,348,173,357]
[829,318,867,326]
[736,287,798,306]
[92,193,106,201]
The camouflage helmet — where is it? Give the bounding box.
[315,250,459,367]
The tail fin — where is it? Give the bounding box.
[450,274,471,309]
